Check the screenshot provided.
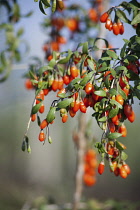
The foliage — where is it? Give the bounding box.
[23,0,140,181]
[0,0,32,82]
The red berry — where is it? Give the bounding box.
[98,161,105,175]
[100,12,109,23]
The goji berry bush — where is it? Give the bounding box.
[23,0,140,180]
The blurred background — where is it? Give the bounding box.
[0,0,140,210]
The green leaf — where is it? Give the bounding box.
[0,52,7,66]
[82,42,88,54]
[110,99,122,109]
[94,142,106,153]
[41,0,50,7]
[94,90,106,97]
[118,86,127,100]
[34,0,38,2]
[58,50,72,64]
[133,89,140,100]
[57,98,73,109]
[109,107,119,118]
[110,68,116,77]
[98,116,107,122]
[29,70,36,79]
[135,36,140,44]
[101,57,112,61]
[115,66,127,72]
[126,69,139,80]
[116,141,126,151]
[52,0,56,13]
[21,140,26,152]
[131,12,140,25]
[107,132,122,139]
[17,28,24,37]
[109,88,118,96]
[48,58,56,68]
[31,102,42,114]
[104,75,110,89]
[37,115,41,126]
[120,43,127,58]
[39,0,46,15]
[98,66,108,72]
[23,11,33,17]
[121,151,128,161]
[80,72,93,86]
[116,9,131,23]
[87,59,96,73]
[46,107,56,123]
[106,50,118,59]
[38,66,48,76]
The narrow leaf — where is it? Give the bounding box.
[109,107,119,118]
[46,107,56,123]
[82,42,88,54]
[39,0,46,15]
[80,72,93,86]
[131,13,140,25]
[94,90,106,97]
[106,50,118,59]
[57,98,73,108]
[116,9,131,23]
[107,132,122,139]
[31,102,42,114]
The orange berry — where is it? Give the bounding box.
[25,79,34,90]
[39,104,45,114]
[83,174,96,186]
[38,130,46,142]
[31,114,36,122]
[127,110,135,123]
[98,161,105,175]
[62,114,68,123]
[118,123,127,137]
[112,22,120,35]
[111,115,119,125]
[70,66,79,78]
[52,79,59,91]
[119,165,128,178]
[40,119,48,129]
[84,82,94,94]
[115,94,124,105]
[100,12,109,23]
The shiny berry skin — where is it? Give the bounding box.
[100,12,109,23]
[70,66,79,78]
[112,22,120,35]
[31,114,36,122]
[40,119,48,129]
[85,83,94,94]
[63,75,70,85]
[127,110,135,123]
[118,124,127,137]
[124,104,132,118]
[119,166,128,179]
[62,114,68,123]
[122,164,131,175]
[38,130,46,142]
[39,104,45,114]
[98,161,105,175]
[115,94,124,105]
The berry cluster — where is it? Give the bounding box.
[42,0,104,61]
[83,149,97,186]
[100,11,124,35]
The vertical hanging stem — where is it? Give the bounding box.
[72,113,87,210]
